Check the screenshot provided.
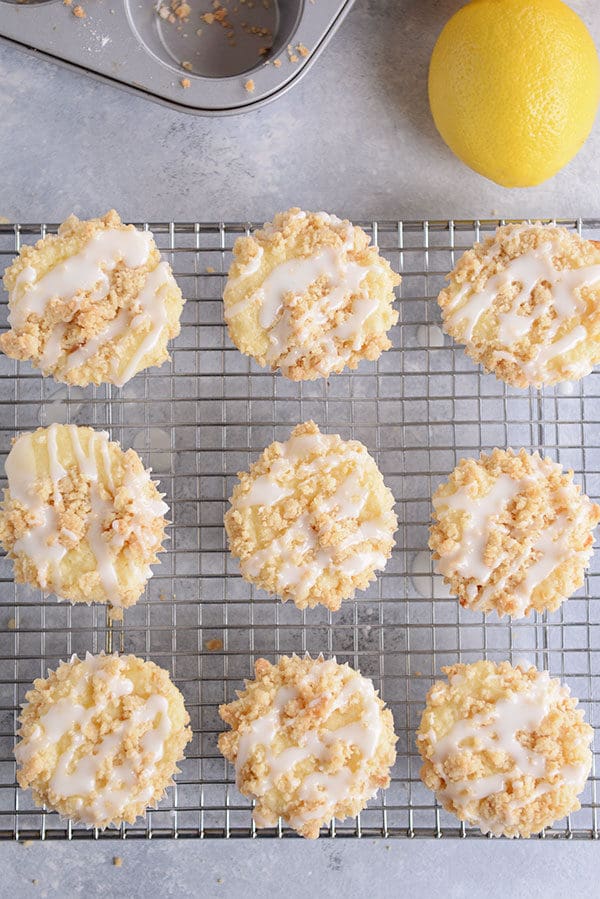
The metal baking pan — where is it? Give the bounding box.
[0,0,355,115]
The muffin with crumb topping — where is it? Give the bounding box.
[438,223,600,387]
[417,660,593,837]
[0,210,184,386]
[223,208,400,379]
[219,654,397,838]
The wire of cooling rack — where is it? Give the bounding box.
[0,218,598,841]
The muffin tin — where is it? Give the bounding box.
[0,0,355,115]
[0,216,598,840]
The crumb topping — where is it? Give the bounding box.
[219,655,397,838]
[223,208,400,381]
[429,448,600,619]
[438,223,600,387]
[225,421,397,611]
[417,660,593,837]
[0,210,185,387]
[15,652,191,829]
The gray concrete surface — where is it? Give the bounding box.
[0,1,598,224]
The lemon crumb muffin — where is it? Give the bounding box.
[224,421,397,611]
[438,223,600,387]
[0,210,185,386]
[223,208,400,380]
[417,660,593,837]
[429,448,600,619]
[219,655,397,838]
[0,424,169,617]
[15,652,191,829]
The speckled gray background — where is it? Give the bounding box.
[0,0,598,224]
[1,0,600,894]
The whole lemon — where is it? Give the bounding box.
[428,0,600,187]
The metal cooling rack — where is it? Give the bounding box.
[0,217,599,841]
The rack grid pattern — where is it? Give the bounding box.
[0,217,599,840]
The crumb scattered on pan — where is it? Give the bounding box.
[205,638,223,651]
[7,618,16,630]
[181,78,191,88]
[175,1,191,20]
[287,44,299,63]
[244,79,255,93]
[273,58,282,68]
[297,43,309,58]
[206,265,216,273]
[73,4,86,17]
[21,839,33,847]
[158,0,276,55]
[113,856,123,868]
[182,60,193,71]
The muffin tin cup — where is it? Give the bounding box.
[0,0,355,115]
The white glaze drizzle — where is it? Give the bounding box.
[235,660,382,829]
[236,475,292,509]
[9,428,67,590]
[445,230,600,382]
[113,261,173,386]
[15,653,172,826]
[9,229,152,328]
[61,260,176,385]
[426,670,589,835]
[433,474,521,584]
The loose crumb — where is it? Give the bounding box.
[244,79,255,93]
[206,266,216,274]
[21,839,33,847]
[296,43,309,58]
[182,61,193,71]
[175,1,191,18]
[7,618,16,630]
[73,4,86,17]
[181,78,191,89]
[205,638,223,652]
[113,856,123,868]
[273,58,282,68]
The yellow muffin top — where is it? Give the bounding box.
[429,448,600,619]
[219,654,397,839]
[223,208,400,380]
[1,210,185,387]
[15,652,191,829]
[438,223,600,387]
[224,420,397,611]
[417,660,593,837]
